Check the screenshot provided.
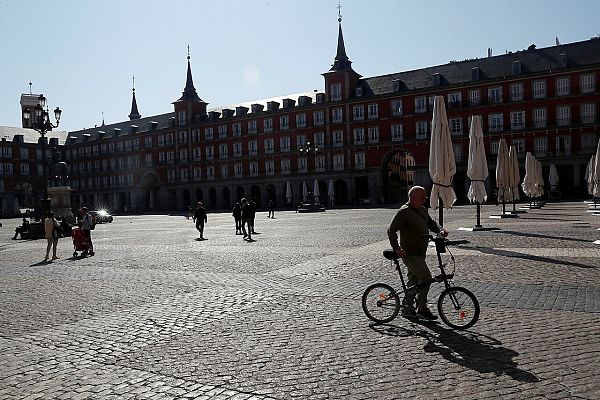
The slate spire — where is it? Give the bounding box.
[176,47,204,103]
[330,8,352,71]
[128,75,141,120]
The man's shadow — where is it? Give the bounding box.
[370,322,539,383]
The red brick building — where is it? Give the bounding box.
[50,23,600,212]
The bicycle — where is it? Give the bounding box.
[362,235,480,330]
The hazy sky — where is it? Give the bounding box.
[1,0,599,132]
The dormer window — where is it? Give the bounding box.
[355,86,363,97]
[330,83,342,101]
[512,61,522,75]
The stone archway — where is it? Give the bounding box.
[222,187,231,209]
[383,150,416,205]
[334,180,348,205]
[236,186,245,202]
[208,188,217,209]
[141,171,160,211]
[251,185,261,208]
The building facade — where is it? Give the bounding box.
[3,21,599,216]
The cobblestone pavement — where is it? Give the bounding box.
[1,201,599,399]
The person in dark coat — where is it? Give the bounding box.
[193,202,208,240]
[232,202,242,234]
[268,199,275,218]
[240,198,252,241]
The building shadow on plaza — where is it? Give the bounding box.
[465,244,596,269]
[370,323,539,383]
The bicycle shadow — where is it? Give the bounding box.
[370,322,539,383]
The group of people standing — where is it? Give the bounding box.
[42,207,94,262]
[233,198,257,241]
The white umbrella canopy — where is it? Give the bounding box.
[585,155,595,195]
[429,95,457,209]
[534,159,544,198]
[285,181,292,203]
[522,152,536,197]
[495,138,511,203]
[302,181,308,200]
[508,145,520,202]
[549,164,559,190]
[593,140,600,198]
[466,116,488,204]
[313,179,320,201]
[327,179,335,205]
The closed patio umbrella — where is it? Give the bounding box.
[593,140,600,198]
[585,155,595,196]
[302,181,309,201]
[328,179,335,205]
[313,179,320,203]
[429,96,456,226]
[466,116,488,228]
[522,152,536,198]
[549,164,559,190]
[495,138,510,209]
[508,145,520,203]
[535,159,544,199]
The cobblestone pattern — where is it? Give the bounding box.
[1,201,600,398]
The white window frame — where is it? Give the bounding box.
[233,142,242,158]
[580,73,595,94]
[533,108,547,128]
[265,160,275,176]
[416,121,428,139]
[332,108,343,123]
[249,162,258,177]
[391,100,403,116]
[353,105,364,121]
[280,137,290,152]
[510,111,525,130]
[556,105,571,126]
[533,80,546,99]
[333,154,344,171]
[219,143,228,159]
[280,115,289,130]
[333,130,344,147]
[248,120,257,134]
[281,159,291,175]
[488,113,504,132]
[469,89,480,105]
[556,77,570,96]
[581,103,596,124]
[368,126,379,144]
[449,118,462,135]
[248,140,257,156]
[234,163,243,178]
[296,113,306,128]
[264,138,274,154]
[534,137,548,157]
[314,132,325,148]
[391,124,403,142]
[204,127,213,140]
[353,128,365,145]
[510,83,523,101]
[355,152,366,169]
[488,86,503,103]
[368,103,379,119]
[330,83,342,101]
[263,118,273,132]
[415,96,426,113]
[313,110,324,126]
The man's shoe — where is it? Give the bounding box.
[416,309,438,321]
[401,308,417,319]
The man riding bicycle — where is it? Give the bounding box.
[387,186,448,320]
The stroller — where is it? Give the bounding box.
[72,228,94,257]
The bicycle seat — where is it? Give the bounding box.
[383,249,399,260]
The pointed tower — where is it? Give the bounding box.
[129,75,141,120]
[322,8,362,102]
[172,47,207,125]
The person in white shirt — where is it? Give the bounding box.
[44,211,60,261]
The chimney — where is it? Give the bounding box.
[298,96,312,106]
[113,128,121,137]
[236,106,249,116]
[251,103,264,113]
[208,111,221,119]
[267,101,280,112]
[222,108,235,118]
[316,93,326,103]
[282,98,296,109]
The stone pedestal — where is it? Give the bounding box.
[48,186,74,222]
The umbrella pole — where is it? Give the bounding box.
[476,203,482,228]
[438,197,444,227]
[502,200,506,215]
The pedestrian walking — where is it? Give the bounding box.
[193,202,207,240]
[44,211,61,261]
[232,202,242,234]
[268,199,275,218]
[80,207,94,255]
[249,198,257,234]
[241,198,252,241]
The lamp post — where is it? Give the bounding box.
[23,94,62,216]
[299,140,318,206]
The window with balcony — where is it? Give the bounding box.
[265,160,274,176]
[353,105,364,121]
[193,147,201,161]
[581,103,596,124]
[179,149,188,162]
[314,132,324,148]
[296,135,306,148]
[556,106,571,126]
[264,139,274,154]
[556,77,570,96]
[313,110,324,126]
[533,108,547,128]
[204,127,213,140]
[233,142,242,157]
[490,141,499,155]
[333,131,344,147]
[488,86,503,103]
[556,136,571,156]
[510,83,523,101]
[207,166,214,180]
[453,143,463,162]
[532,80,546,99]
[206,146,214,160]
[391,124,403,142]
[534,137,548,157]
[333,154,344,171]
[581,134,597,153]
[416,121,428,139]
[469,89,480,105]
[449,118,462,135]
[193,167,202,181]
[315,155,325,172]
[192,129,201,142]
[332,108,343,123]
[146,153,154,166]
[368,127,379,143]
[368,104,379,119]
[281,159,291,175]
[232,122,242,137]
[353,128,365,145]
[415,96,426,113]
[234,163,242,178]
[580,73,595,93]
[219,143,228,159]
[178,131,188,144]
[510,111,525,130]
[248,140,257,156]
[296,113,306,128]
[448,92,461,107]
[20,163,29,176]
[263,118,273,132]
[248,120,257,134]
[280,115,289,130]
[280,137,290,152]
[297,158,307,173]
[391,100,403,116]
[488,113,504,132]
[330,83,342,101]
[220,165,228,178]
[512,139,525,155]
[355,152,365,169]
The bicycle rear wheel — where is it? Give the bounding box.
[362,283,400,324]
[437,286,480,330]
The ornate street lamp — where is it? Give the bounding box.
[299,140,318,206]
[22,94,62,215]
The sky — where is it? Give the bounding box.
[1,0,599,132]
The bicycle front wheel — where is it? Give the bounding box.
[438,286,480,330]
[362,283,400,324]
